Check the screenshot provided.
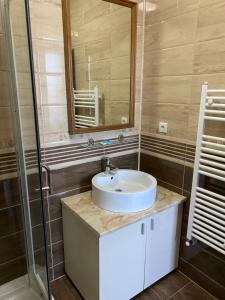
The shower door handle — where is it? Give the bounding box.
[40,163,52,195]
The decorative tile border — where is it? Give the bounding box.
[0,135,139,179]
[141,133,195,167]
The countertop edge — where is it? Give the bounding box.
[61,191,186,238]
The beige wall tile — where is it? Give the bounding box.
[144,11,197,51]
[17,72,34,106]
[194,37,225,74]
[196,3,225,42]
[144,45,194,77]
[145,0,198,25]
[142,76,192,104]
[30,0,64,41]
[141,103,189,139]
[0,10,2,34]
[9,0,27,37]
[13,36,30,72]
[199,0,225,8]
[0,35,8,71]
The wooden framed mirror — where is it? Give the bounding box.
[62,0,137,134]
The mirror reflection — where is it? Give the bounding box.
[64,0,136,132]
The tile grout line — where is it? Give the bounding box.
[167,281,191,300]
[177,270,219,300]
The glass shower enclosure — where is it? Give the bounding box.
[0,0,50,299]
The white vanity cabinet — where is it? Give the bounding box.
[63,202,183,300]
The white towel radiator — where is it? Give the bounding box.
[74,86,99,128]
[186,82,225,255]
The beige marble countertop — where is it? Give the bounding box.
[61,186,186,237]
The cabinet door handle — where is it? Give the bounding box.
[150,219,154,231]
[141,223,145,235]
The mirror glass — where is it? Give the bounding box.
[63,0,136,132]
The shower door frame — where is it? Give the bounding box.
[1,0,51,298]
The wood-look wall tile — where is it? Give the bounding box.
[53,262,65,281]
[0,178,20,209]
[52,241,64,267]
[0,205,23,238]
[0,232,26,264]
[50,218,63,244]
[140,153,184,189]
[0,256,27,286]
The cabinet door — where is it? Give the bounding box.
[99,219,147,300]
[144,204,182,288]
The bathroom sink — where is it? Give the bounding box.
[92,170,157,213]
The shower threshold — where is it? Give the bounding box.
[0,276,42,300]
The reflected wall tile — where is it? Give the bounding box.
[144,11,197,51]
[111,30,131,58]
[194,37,225,74]
[110,56,130,79]
[142,76,192,104]
[35,40,65,74]
[85,39,111,61]
[30,0,64,41]
[196,3,225,42]
[110,79,130,101]
[83,1,110,25]
[40,74,67,106]
[143,45,194,77]
[43,105,68,135]
[0,71,10,107]
[90,60,111,80]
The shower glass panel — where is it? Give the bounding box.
[0,0,50,299]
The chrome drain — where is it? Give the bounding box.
[115,189,122,192]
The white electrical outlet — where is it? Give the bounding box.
[121,117,128,124]
[159,122,168,133]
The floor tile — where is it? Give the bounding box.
[51,276,83,300]
[170,282,217,300]
[151,271,190,299]
[133,288,161,300]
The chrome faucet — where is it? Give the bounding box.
[102,157,118,175]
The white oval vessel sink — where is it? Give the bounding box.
[92,169,157,213]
